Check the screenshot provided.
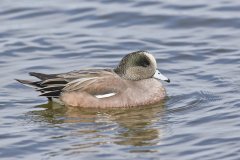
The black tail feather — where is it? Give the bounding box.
[16,72,64,99]
[29,72,57,80]
[40,91,61,97]
[37,85,65,92]
[16,78,62,98]
[15,79,43,88]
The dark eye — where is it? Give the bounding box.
[136,56,150,67]
[141,60,150,67]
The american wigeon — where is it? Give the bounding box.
[16,51,170,108]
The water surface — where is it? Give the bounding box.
[1,0,240,160]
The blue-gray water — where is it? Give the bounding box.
[1,0,240,160]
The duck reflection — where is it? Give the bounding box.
[28,101,166,148]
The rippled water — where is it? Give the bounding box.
[1,0,240,159]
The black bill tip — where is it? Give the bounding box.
[165,79,170,83]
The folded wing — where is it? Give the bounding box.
[16,69,118,99]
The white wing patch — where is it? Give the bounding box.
[95,93,116,99]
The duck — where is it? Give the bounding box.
[16,51,170,108]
